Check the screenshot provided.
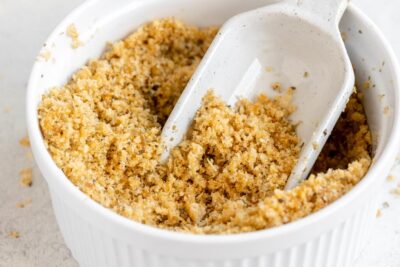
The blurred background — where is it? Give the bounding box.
[1,1,399,266]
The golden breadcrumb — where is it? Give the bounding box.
[376,208,382,217]
[363,80,371,89]
[16,198,32,208]
[271,82,282,92]
[265,66,274,72]
[384,106,391,115]
[20,168,33,188]
[312,142,319,150]
[341,31,348,41]
[25,151,33,159]
[38,50,52,61]
[38,18,371,234]
[66,24,82,48]
[392,186,400,196]
[9,231,20,239]
[19,136,30,147]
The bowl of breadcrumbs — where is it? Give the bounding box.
[26,1,400,267]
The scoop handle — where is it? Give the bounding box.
[288,0,350,28]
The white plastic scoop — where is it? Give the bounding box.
[161,0,354,190]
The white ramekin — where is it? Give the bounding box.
[26,1,400,266]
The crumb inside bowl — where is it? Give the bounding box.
[37,18,373,234]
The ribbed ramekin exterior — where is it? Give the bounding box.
[49,187,377,267]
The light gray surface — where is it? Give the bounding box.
[0,1,83,266]
[0,1,399,266]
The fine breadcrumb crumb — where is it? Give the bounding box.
[363,80,370,89]
[25,151,33,159]
[265,66,274,72]
[16,198,32,208]
[38,18,372,234]
[376,208,382,217]
[271,82,282,92]
[9,231,20,239]
[382,202,390,209]
[312,142,319,150]
[20,168,33,187]
[392,186,400,196]
[66,24,82,49]
[19,136,30,147]
[37,50,52,61]
[387,175,396,182]
[304,71,309,78]
[341,32,348,41]
[3,106,11,113]
[384,106,390,115]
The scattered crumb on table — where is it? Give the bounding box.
[19,136,30,147]
[271,82,282,92]
[16,198,32,208]
[25,151,33,159]
[9,231,20,239]
[265,66,274,72]
[20,168,33,187]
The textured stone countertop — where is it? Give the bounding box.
[1,0,400,266]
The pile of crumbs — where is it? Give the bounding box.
[38,18,372,234]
